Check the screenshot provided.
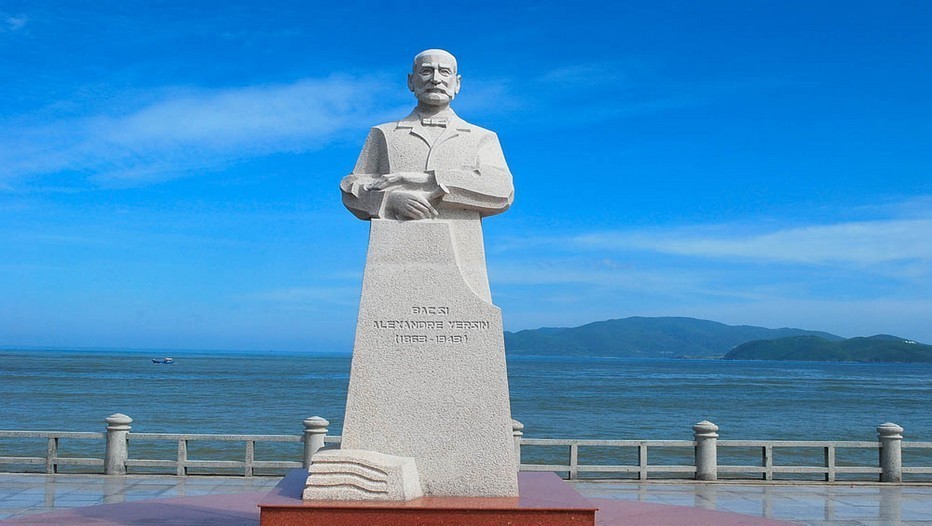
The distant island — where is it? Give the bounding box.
[724,334,932,363]
[504,316,842,359]
[504,317,930,363]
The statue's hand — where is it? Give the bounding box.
[385,190,439,220]
[367,172,432,191]
[366,174,402,191]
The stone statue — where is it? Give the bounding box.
[340,48,514,222]
[339,49,514,301]
[305,49,518,500]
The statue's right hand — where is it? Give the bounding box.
[385,191,439,220]
[367,174,403,191]
[367,172,433,191]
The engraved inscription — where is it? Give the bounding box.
[395,334,469,344]
[447,320,491,330]
[373,305,492,346]
[412,306,450,315]
[395,334,429,344]
[374,320,490,330]
[374,320,444,330]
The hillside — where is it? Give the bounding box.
[723,335,932,363]
[503,317,842,358]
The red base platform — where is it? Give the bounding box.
[259,470,597,526]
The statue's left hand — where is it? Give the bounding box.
[385,190,439,220]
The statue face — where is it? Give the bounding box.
[408,53,461,106]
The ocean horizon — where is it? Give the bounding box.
[3,348,931,478]
[3,348,930,441]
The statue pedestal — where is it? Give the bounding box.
[260,470,597,526]
[337,219,517,497]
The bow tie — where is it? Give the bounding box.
[421,117,449,127]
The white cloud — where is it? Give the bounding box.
[241,284,360,308]
[0,76,406,186]
[2,14,27,32]
[667,297,932,343]
[492,260,718,296]
[574,218,932,266]
[495,61,799,127]
[538,63,629,87]
[489,207,932,341]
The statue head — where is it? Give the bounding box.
[407,49,461,107]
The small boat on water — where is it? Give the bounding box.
[151,357,175,364]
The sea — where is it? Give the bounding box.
[2,349,931,476]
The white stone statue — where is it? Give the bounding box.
[340,49,514,222]
[305,49,518,500]
[339,49,514,301]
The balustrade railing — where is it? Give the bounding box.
[0,430,104,473]
[2,416,931,483]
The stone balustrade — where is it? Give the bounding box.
[1,416,930,483]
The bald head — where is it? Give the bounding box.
[408,49,461,108]
[412,49,458,74]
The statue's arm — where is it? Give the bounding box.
[432,132,514,217]
[340,128,390,220]
[340,127,441,221]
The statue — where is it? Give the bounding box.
[339,49,514,301]
[305,49,518,500]
[340,48,514,222]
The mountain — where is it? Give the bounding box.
[724,335,932,363]
[503,316,843,358]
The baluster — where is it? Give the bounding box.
[177,439,188,476]
[762,445,773,481]
[105,413,132,475]
[244,440,255,477]
[568,442,579,480]
[46,437,58,474]
[693,421,718,481]
[303,417,329,468]
[512,420,524,472]
[824,445,836,482]
[878,423,904,482]
[638,443,648,480]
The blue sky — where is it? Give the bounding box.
[2,1,931,351]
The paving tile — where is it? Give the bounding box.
[797,520,866,525]
[0,508,53,520]
[718,503,767,516]
[0,496,46,507]
[2,473,932,523]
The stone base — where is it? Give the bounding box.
[260,469,597,526]
[303,449,422,501]
[340,219,518,497]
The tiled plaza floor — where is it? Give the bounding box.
[574,481,932,525]
[0,474,279,521]
[0,473,929,525]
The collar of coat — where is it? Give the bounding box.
[395,110,472,133]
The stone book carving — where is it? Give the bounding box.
[304,49,518,500]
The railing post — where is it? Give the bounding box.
[878,422,904,482]
[512,419,524,471]
[177,439,188,476]
[303,416,329,468]
[761,445,773,481]
[637,443,648,480]
[568,442,579,480]
[104,413,132,475]
[244,440,255,477]
[824,445,836,482]
[46,437,58,474]
[693,420,719,481]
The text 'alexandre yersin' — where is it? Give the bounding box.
[373,320,491,330]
